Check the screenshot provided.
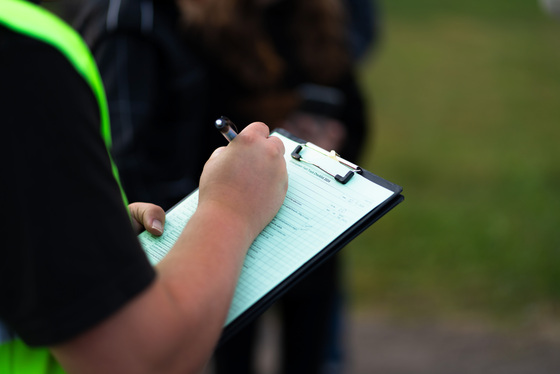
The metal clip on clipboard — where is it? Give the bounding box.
[291,143,363,184]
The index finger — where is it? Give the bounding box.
[240,122,270,138]
[265,133,285,156]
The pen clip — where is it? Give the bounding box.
[291,143,362,184]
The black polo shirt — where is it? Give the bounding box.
[0,24,156,346]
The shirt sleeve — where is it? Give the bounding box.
[0,30,156,346]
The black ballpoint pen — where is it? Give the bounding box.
[215,116,238,142]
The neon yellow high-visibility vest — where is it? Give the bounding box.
[0,1,127,372]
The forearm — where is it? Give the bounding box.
[155,201,256,357]
[52,204,255,374]
[51,123,287,374]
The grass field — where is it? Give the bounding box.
[347,0,560,328]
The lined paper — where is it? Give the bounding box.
[138,133,394,325]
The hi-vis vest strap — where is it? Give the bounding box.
[0,1,127,373]
[0,0,128,206]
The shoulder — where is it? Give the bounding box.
[1,25,97,129]
[0,22,155,347]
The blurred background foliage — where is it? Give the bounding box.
[347,0,560,329]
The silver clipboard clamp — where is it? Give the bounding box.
[291,143,363,184]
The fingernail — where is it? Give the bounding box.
[151,219,163,234]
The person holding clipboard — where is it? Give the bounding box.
[0,1,288,373]
[73,0,380,372]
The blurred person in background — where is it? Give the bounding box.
[75,0,379,372]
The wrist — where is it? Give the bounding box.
[194,199,258,251]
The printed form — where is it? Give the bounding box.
[138,133,394,325]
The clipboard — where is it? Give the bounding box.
[138,129,404,344]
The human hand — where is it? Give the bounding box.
[198,122,288,239]
[281,112,347,151]
[128,202,166,236]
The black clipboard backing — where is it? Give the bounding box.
[218,129,403,344]
[137,129,404,345]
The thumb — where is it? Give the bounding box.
[129,202,166,236]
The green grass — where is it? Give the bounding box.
[347,0,560,327]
